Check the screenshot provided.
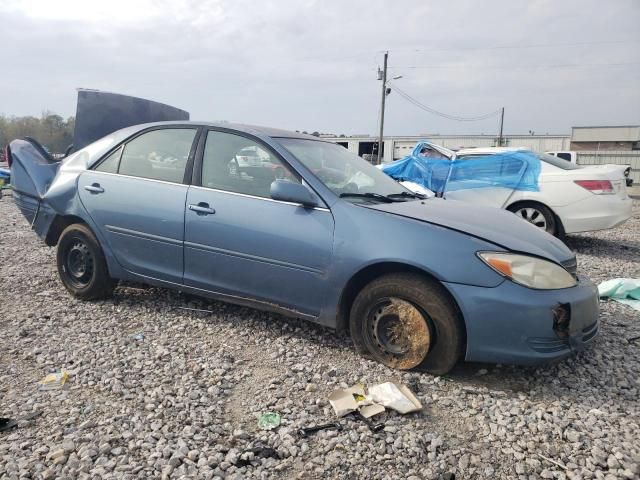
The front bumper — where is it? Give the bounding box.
[444,275,599,365]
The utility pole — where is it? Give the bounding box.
[498,107,505,147]
[377,51,388,164]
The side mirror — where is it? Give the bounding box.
[270,180,320,208]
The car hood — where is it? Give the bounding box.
[366,198,574,264]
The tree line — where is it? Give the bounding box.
[0,113,75,155]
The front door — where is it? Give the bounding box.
[183,130,334,317]
[78,127,198,283]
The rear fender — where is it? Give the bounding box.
[9,139,60,224]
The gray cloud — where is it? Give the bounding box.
[1,0,638,136]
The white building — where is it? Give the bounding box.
[324,134,571,162]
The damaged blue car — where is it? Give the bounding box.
[7,122,599,374]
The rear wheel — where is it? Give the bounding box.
[349,273,464,375]
[507,201,557,236]
[57,224,116,300]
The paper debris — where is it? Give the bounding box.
[367,382,422,414]
[328,388,360,417]
[359,403,386,418]
[37,371,69,391]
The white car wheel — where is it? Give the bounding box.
[508,202,557,236]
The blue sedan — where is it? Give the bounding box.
[7,122,599,374]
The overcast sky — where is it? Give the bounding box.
[1,0,638,136]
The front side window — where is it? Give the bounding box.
[117,128,197,183]
[201,131,299,198]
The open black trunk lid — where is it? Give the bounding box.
[72,89,189,152]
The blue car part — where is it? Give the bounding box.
[382,141,541,195]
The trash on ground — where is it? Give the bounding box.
[329,381,421,418]
[359,403,386,418]
[0,411,42,432]
[257,412,281,430]
[348,412,385,432]
[129,332,145,341]
[236,444,279,466]
[367,382,423,414]
[297,422,343,437]
[37,371,69,391]
[598,278,640,311]
[328,385,368,417]
[0,417,18,432]
[537,452,568,471]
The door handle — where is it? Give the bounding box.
[188,203,216,215]
[84,183,104,194]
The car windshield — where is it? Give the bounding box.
[278,138,417,203]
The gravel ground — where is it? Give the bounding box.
[1,195,639,480]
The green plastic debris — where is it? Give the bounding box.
[257,412,281,430]
[598,278,640,311]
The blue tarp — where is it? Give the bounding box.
[382,141,541,195]
[0,168,10,187]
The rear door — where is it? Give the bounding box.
[78,127,199,283]
[183,129,334,317]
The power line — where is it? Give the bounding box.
[292,40,640,65]
[389,83,501,122]
[391,61,640,70]
[391,39,640,54]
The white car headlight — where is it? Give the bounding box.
[478,252,577,290]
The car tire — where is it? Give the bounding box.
[349,273,465,375]
[56,223,116,300]
[507,201,557,236]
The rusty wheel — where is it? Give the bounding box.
[349,273,465,374]
[366,298,431,369]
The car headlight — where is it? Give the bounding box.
[477,252,577,289]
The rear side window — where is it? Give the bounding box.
[118,128,197,183]
[556,152,572,161]
[536,152,582,170]
[96,146,122,173]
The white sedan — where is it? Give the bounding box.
[392,145,633,237]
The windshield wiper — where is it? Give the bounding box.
[339,192,396,203]
[386,191,427,200]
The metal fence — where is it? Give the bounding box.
[577,151,640,184]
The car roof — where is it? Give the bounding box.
[124,121,327,141]
[456,146,528,156]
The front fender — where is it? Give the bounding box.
[316,202,507,327]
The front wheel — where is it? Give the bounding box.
[57,224,116,300]
[349,273,465,375]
